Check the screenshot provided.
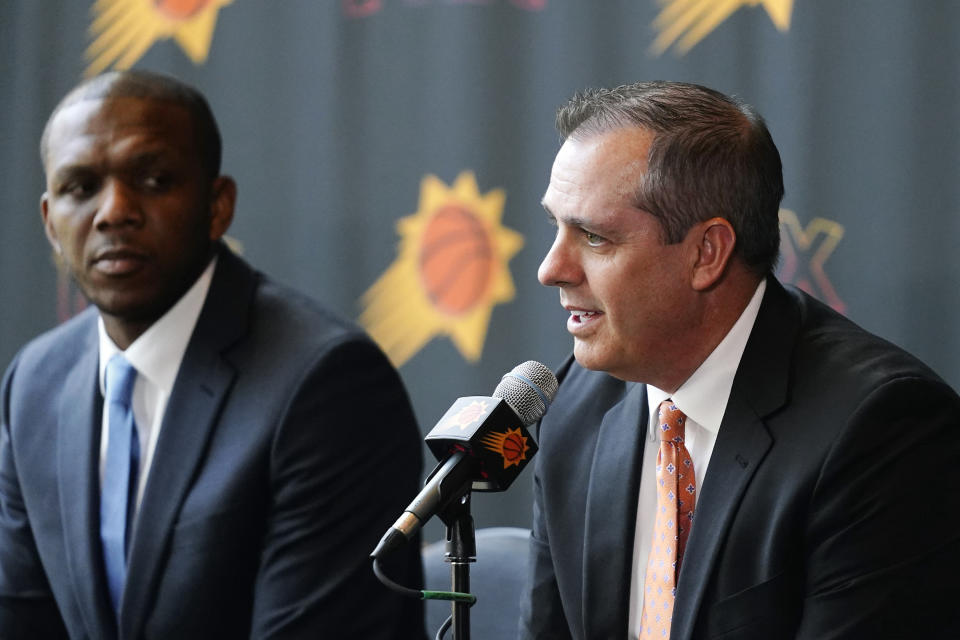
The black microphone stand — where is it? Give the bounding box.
[437,490,476,640]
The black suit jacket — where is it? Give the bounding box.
[520,278,960,639]
[0,247,426,640]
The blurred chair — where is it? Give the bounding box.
[422,526,531,639]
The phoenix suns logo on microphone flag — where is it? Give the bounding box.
[85,0,234,75]
[442,399,492,431]
[360,171,524,367]
[481,427,530,469]
[650,0,794,55]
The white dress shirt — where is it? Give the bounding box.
[98,257,217,510]
[627,279,766,637]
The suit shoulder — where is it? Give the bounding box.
[209,247,372,354]
[222,275,404,400]
[6,307,98,383]
[251,276,370,350]
[787,286,953,398]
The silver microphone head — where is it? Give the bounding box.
[493,360,559,425]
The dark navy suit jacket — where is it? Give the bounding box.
[0,247,426,639]
[520,278,960,639]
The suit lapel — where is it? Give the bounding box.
[57,318,117,639]
[582,382,648,638]
[669,394,772,640]
[670,278,798,640]
[120,249,258,638]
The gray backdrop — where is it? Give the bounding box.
[2,1,958,544]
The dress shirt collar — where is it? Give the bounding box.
[646,279,766,436]
[98,256,218,394]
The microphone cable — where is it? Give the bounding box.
[371,556,475,639]
[371,555,477,605]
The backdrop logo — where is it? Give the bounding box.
[86,0,234,76]
[359,171,524,367]
[777,208,846,313]
[651,0,793,55]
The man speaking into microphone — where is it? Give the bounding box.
[520,81,960,639]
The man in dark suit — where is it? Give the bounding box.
[0,70,426,639]
[520,81,960,639]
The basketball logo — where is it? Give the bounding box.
[419,205,494,316]
[86,0,234,75]
[359,171,524,366]
[153,0,211,19]
[443,400,491,431]
[481,427,530,469]
[500,431,527,465]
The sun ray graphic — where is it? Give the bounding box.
[651,0,794,55]
[86,0,234,76]
[480,427,530,469]
[360,171,524,367]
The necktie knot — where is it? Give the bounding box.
[105,354,137,406]
[657,400,686,443]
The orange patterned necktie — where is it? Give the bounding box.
[639,400,696,639]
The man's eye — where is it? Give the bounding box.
[584,231,605,246]
[142,174,170,191]
[61,180,97,198]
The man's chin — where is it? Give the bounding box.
[573,344,640,382]
[89,293,165,326]
[572,343,605,372]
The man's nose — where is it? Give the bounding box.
[538,232,579,288]
[94,179,142,230]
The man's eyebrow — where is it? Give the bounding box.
[51,163,93,183]
[541,206,593,231]
[541,201,555,222]
[52,150,166,177]
[541,202,588,225]
[125,150,167,168]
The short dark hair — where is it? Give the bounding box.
[40,70,222,179]
[556,81,784,275]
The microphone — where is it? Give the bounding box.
[371,361,558,559]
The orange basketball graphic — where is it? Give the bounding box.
[359,171,523,366]
[153,0,211,19]
[419,205,493,316]
[481,427,529,469]
[500,431,526,465]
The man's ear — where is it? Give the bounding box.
[690,217,737,291]
[208,176,236,242]
[40,193,62,255]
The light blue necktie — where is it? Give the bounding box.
[100,354,140,614]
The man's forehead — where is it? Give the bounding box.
[545,128,652,202]
[50,95,189,133]
[45,96,193,166]
[560,126,654,166]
